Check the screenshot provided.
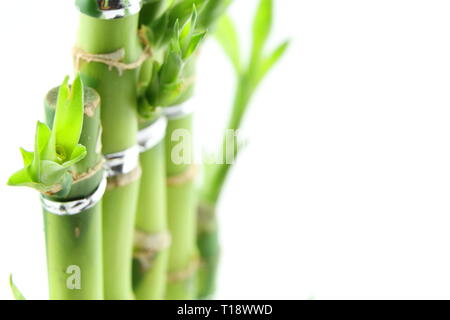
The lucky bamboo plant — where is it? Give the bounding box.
[197,0,289,299]
[7,0,284,301]
[75,0,147,300]
[8,75,105,300]
[136,0,231,299]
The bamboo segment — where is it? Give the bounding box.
[43,205,103,300]
[43,86,104,300]
[133,137,169,300]
[102,178,140,299]
[76,14,141,155]
[164,111,199,300]
[197,204,219,300]
[76,12,142,300]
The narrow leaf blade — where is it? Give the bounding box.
[257,40,290,84]
[54,75,84,157]
[252,0,273,58]
[9,275,26,300]
[215,15,241,72]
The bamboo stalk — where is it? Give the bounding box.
[197,0,289,299]
[43,84,104,300]
[136,2,207,299]
[196,203,219,299]
[130,0,174,300]
[164,111,199,300]
[133,117,170,300]
[76,6,142,300]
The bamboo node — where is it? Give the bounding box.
[84,94,100,117]
[71,158,105,183]
[133,230,171,272]
[107,165,142,190]
[197,202,217,233]
[43,184,63,196]
[167,165,198,187]
[167,257,200,283]
[73,29,152,76]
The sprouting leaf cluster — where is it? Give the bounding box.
[141,5,206,113]
[138,0,233,116]
[8,76,87,196]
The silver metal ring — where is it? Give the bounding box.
[105,145,140,178]
[76,0,142,20]
[41,173,107,216]
[138,117,168,153]
[164,103,194,121]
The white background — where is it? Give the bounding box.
[1,0,450,300]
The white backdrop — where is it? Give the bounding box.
[1,0,450,300]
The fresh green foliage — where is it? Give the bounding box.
[142,6,206,113]
[139,0,233,117]
[9,275,26,300]
[214,15,240,73]
[197,0,232,30]
[203,0,289,203]
[75,0,103,17]
[8,76,87,196]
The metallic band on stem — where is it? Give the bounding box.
[76,0,142,20]
[138,117,168,153]
[105,145,140,178]
[41,173,107,216]
[164,103,194,121]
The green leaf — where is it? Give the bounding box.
[31,122,52,181]
[252,0,273,60]
[8,76,86,194]
[75,0,102,18]
[20,148,33,167]
[9,275,26,300]
[7,167,33,187]
[257,40,290,85]
[180,6,196,43]
[160,51,183,85]
[215,15,241,72]
[53,75,84,158]
[64,144,87,168]
[39,161,68,186]
[198,0,233,30]
[184,31,206,59]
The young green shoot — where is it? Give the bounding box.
[203,0,290,204]
[8,76,86,197]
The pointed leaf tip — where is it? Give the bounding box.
[257,40,290,85]
[215,15,241,73]
[9,275,26,300]
[252,0,273,57]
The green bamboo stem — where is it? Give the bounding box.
[165,112,198,300]
[43,86,104,300]
[196,0,289,296]
[102,178,140,300]
[133,122,169,300]
[196,204,219,300]
[196,79,249,299]
[76,12,142,300]
[43,206,103,300]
